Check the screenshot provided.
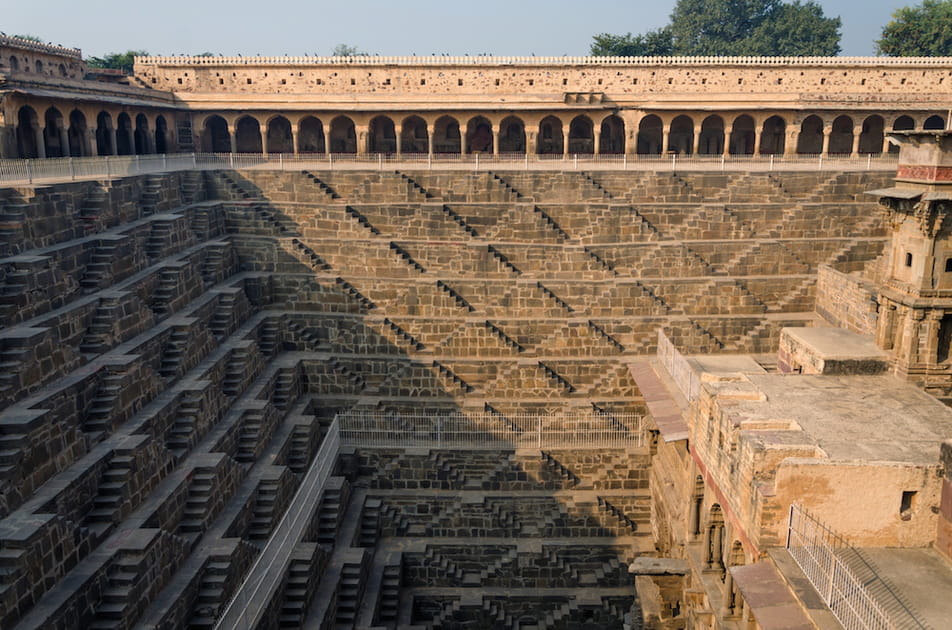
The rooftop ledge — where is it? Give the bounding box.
[134,55,952,67]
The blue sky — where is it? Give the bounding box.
[6,0,915,58]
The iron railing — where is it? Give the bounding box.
[336,410,645,449]
[786,504,904,630]
[0,151,899,186]
[214,419,341,630]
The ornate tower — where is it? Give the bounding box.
[872,131,952,399]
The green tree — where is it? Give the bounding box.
[877,0,952,56]
[332,44,365,57]
[13,34,43,42]
[86,50,149,74]
[591,0,840,56]
[590,28,673,56]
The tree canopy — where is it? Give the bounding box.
[591,0,841,56]
[332,44,366,57]
[86,50,149,74]
[877,0,952,56]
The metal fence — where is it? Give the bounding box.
[786,504,897,630]
[336,410,645,449]
[214,419,341,630]
[0,151,899,186]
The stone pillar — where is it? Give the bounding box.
[593,125,601,156]
[461,127,466,156]
[926,314,942,363]
[396,123,403,157]
[702,525,713,566]
[851,131,861,157]
[882,135,891,155]
[752,125,762,157]
[88,128,98,157]
[693,126,702,155]
[660,126,669,155]
[59,124,70,157]
[259,126,268,155]
[821,124,832,156]
[721,571,738,618]
[323,126,331,155]
[292,122,300,155]
[785,128,798,156]
[689,498,701,538]
[710,523,724,570]
[356,126,368,155]
[227,123,237,154]
[563,122,570,157]
[427,125,434,156]
[35,125,46,159]
[492,124,499,156]
[527,131,537,155]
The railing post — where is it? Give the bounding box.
[623,153,627,170]
[574,154,577,170]
[786,504,795,549]
[537,417,542,449]
[769,154,774,171]
[867,153,872,170]
[280,153,284,170]
[229,153,235,169]
[475,153,479,171]
[192,152,197,169]
[428,153,432,170]
[105,156,110,179]
[26,160,33,185]
[135,154,140,174]
[69,157,75,181]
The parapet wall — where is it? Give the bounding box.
[815,265,880,335]
[134,55,952,108]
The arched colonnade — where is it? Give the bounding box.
[14,104,175,159]
[196,111,947,157]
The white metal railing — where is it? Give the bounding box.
[336,410,645,449]
[786,504,916,630]
[214,419,341,630]
[656,330,701,403]
[0,151,899,186]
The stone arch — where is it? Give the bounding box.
[155,115,169,154]
[202,115,231,153]
[599,115,625,154]
[465,116,493,154]
[637,115,663,155]
[797,115,824,154]
[723,541,746,617]
[498,116,526,154]
[760,115,786,155]
[859,115,885,154]
[690,475,705,537]
[894,115,915,131]
[266,116,293,154]
[368,116,397,154]
[698,115,725,155]
[706,504,726,578]
[8,56,19,72]
[829,115,854,155]
[43,107,67,158]
[433,116,461,154]
[298,116,325,153]
[329,116,357,154]
[235,116,263,153]
[15,106,41,158]
[729,115,756,155]
[668,115,694,155]
[538,116,564,155]
[96,111,114,156]
[400,116,428,154]
[924,114,946,130]
[568,115,595,154]
[134,113,151,154]
[116,113,134,155]
[890,115,915,154]
[35,60,43,74]
[68,110,88,157]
